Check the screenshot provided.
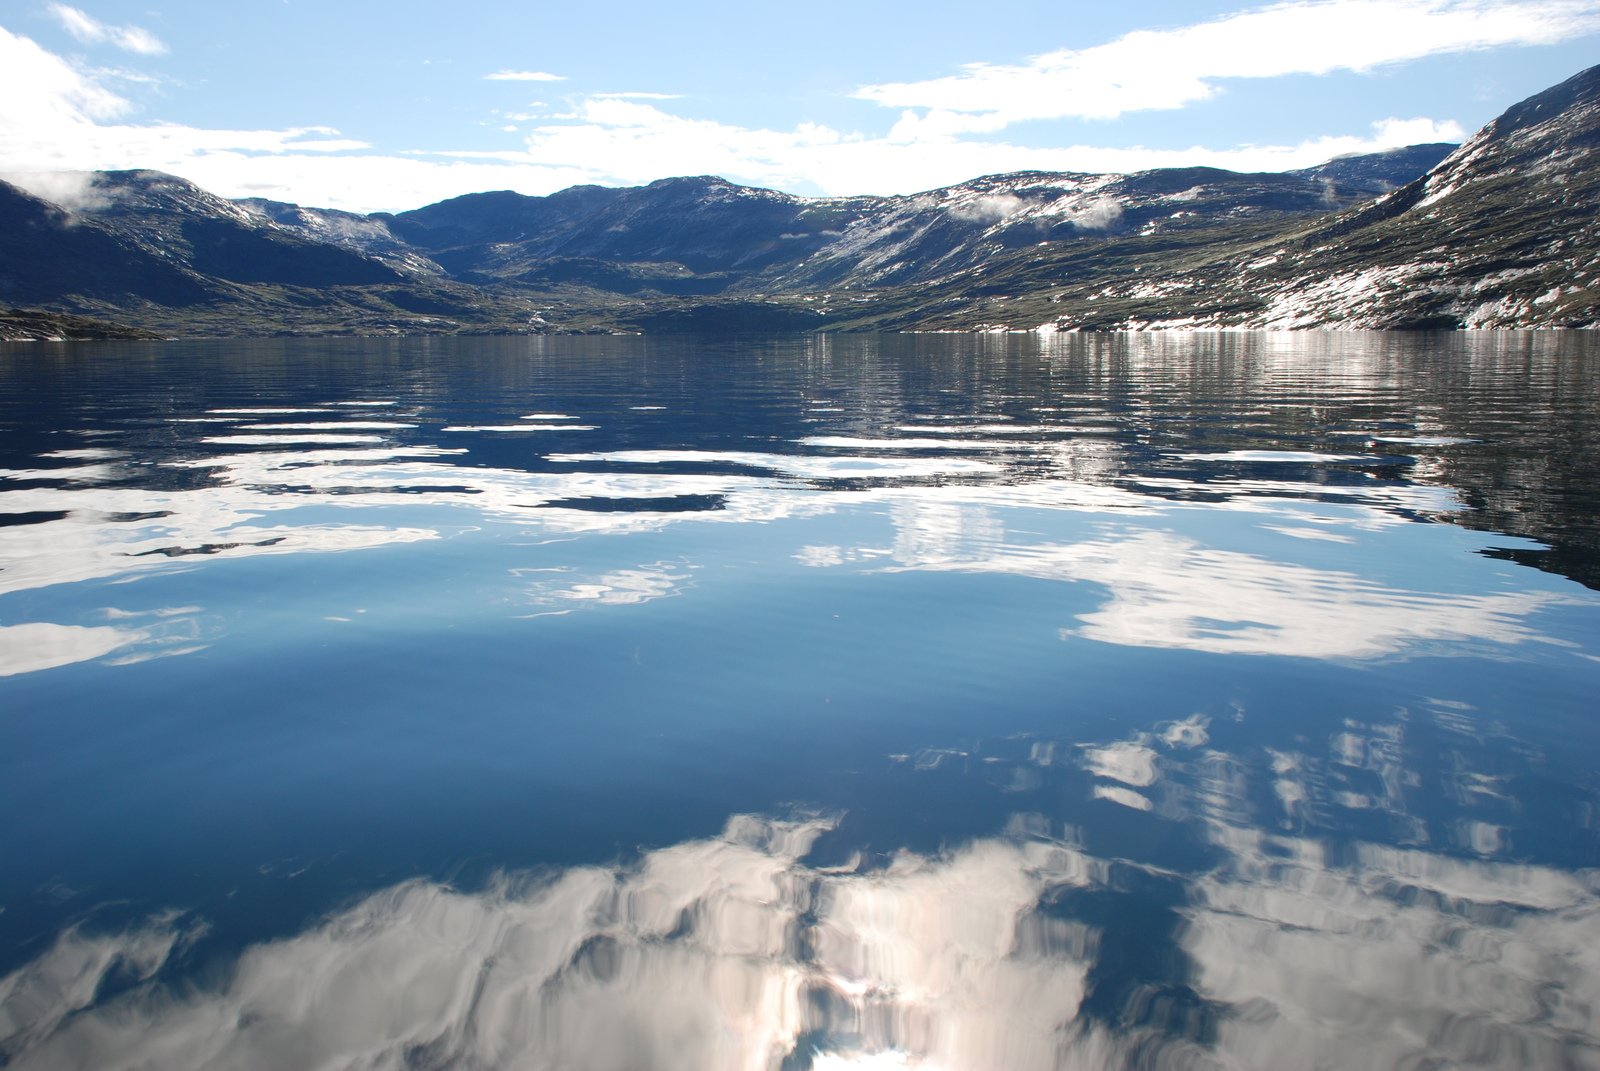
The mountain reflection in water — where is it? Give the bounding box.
[1,331,1598,1069]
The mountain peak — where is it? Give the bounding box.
[1484,63,1600,142]
[1230,63,1600,329]
[646,175,735,189]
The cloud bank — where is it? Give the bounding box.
[0,1,1591,211]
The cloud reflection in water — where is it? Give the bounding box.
[0,622,144,677]
[0,814,1093,1071]
[0,406,1576,684]
[883,517,1567,660]
[2,790,1595,1070]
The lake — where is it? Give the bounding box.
[2,331,1598,1069]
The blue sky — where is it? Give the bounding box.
[2,0,1598,211]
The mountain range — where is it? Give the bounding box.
[2,64,1597,339]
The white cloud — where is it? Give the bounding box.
[589,91,685,101]
[1063,195,1123,231]
[0,23,130,125]
[0,168,110,210]
[853,0,1600,132]
[0,25,599,210]
[0,4,1546,211]
[47,3,166,55]
[485,69,564,81]
[947,193,1024,222]
[519,98,845,190]
[1370,115,1469,144]
[507,101,1466,197]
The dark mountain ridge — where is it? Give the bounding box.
[2,64,1597,336]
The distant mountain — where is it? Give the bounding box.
[1286,143,1456,193]
[5,146,1451,335]
[236,197,447,278]
[387,176,866,286]
[367,162,1406,297]
[3,66,1597,335]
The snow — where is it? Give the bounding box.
[1256,262,1449,328]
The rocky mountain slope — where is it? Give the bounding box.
[0,307,160,341]
[1246,69,1600,329]
[878,66,1596,332]
[0,179,213,309]
[1,65,1595,336]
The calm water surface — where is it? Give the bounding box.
[2,332,1598,1069]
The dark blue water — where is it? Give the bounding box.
[2,332,1598,1068]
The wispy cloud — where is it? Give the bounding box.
[1,22,132,124]
[485,69,564,82]
[854,0,1600,133]
[47,3,166,55]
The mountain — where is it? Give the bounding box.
[0,307,162,342]
[0,171,550,336]
[386,176,872,288]
[2,65,1597,335]
[1242,68,1600,329]
[3,150,1440,335]
[65,170,406,289]
[1286,143,1456,193]
[235,196,447,278]
[875,67,1598,332]
[367,164,1400,297]
[0,178,214,308]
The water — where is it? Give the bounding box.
[2,331,1598,1069]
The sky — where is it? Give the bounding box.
[1,0,1598,212]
